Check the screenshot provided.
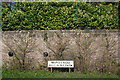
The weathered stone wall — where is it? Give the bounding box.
[0,31,2,67]
[2,30,119,73]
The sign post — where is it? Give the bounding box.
[48,60,74,72]
[51,67,53,73]
[69,68,71,73]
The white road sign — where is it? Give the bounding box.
[48,61,74,68]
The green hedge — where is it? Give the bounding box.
[2,2,119,31]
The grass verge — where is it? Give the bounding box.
[2,69,119,78]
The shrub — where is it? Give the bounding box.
[2,2,119,30]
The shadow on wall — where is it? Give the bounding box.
[2,30,119,74]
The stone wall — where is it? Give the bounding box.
[1,30,119,73]
[0,31,2,79]
[0,31,2,67]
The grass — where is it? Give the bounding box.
[2,69,119,78]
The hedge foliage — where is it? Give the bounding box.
[2,2,119,30]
